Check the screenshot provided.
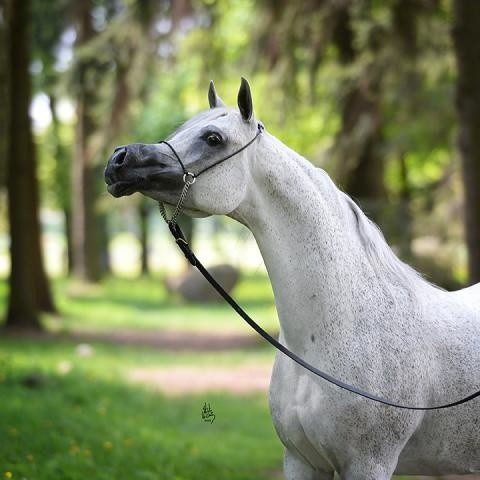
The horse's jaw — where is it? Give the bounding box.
[182,208,211,218]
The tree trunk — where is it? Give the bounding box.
[452,0,480,285]
[97,211,111,276]
[71,1,101,282]
[5,0,55,330]
[48,94,73,275]
[64,208,73,274]
[0,0,8,187]
[72,102,100,281]
[334,75,386,225]
[341,82,385,202]
[329,6,386,224]
[398,153,413,259]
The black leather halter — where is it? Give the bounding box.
[157,123,480,411]
[159,122,264,181]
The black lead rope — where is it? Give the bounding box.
[158,124,480,411]
[166,222,480,411]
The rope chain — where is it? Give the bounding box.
[158,180,191,225]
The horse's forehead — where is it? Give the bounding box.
[170,108,240,139]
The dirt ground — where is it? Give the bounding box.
[70,328,263,351]
[90,328,276,395]
[9,328,275,394]
[128,364,273,395]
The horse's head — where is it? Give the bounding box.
[105,78,261,217]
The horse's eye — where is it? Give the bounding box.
[205,133,222,146]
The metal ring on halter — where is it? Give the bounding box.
[183,172,196,185]
[157,126,262,227]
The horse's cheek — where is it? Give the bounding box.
[191,180,246,215]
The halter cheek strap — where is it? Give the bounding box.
[159,122,264,179]
[194,123,264,177]
[158,139,197,186]
[157,122,264,225]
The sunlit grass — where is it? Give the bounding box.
[0,338,281,480]
[0,336,275,374]
[0,279,439,479]
[0,272,279,334]
[0,269,281,478]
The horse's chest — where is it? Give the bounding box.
[268,348,417,473]
[269,351,336,471]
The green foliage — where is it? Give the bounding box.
[37,118,73,209]
[27,0,466,281]
[31,0,71,92]
[131,67,191,143]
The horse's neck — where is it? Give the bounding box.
[232,134,420,350]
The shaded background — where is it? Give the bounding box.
[0,0,479,478]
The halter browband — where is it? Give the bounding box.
[156,121,480,411]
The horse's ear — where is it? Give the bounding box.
[237,77,253,122]
[208,80,225,108]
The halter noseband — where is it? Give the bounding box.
[157,122,264,225]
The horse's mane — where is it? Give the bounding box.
[338,190,435,292]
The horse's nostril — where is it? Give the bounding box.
[113,148,127,168]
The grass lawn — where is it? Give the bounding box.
[0,273,284,478]
[0,273,278,335]
[0,337,281,480]
[0,274,440,479]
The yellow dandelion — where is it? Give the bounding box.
[4,472,12,479]
[26,454,34,462]
[69,444,81,455]
[103,441,113,450]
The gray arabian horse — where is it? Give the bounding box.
[105,79,480,479]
